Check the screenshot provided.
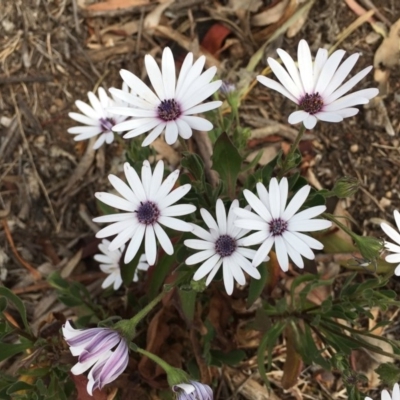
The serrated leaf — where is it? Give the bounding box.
[211,132,242,198]
[376,363,400,386]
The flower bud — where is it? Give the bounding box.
[166,367,191,387]
[332,176,360,198]
[353,235,384,262]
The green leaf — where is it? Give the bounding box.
[257,321,286,386]
[0,287,32,334]
[247,261,268,308]
[6,381,33,394]
[181,152,206,185]
[210,349,246,366]
[148,253,177,298]
[178,289,197,324]
[211,132,243,198]
[0,341,32,362]
[376,363,400,386]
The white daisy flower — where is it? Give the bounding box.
[234,177,332,272]
[365,383,400,400]
[108,47,222,146]
[93,160,196,265]
[94,239,149,290]
[380,210,400,276]
[185,199,262,295]
[68,85,130,149]
[257,39,379,129]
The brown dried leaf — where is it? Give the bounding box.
[70,373,108,400]
[281,325,303,389]
[374,18,400,70]
[251,0,289,27]
[82,0,149,12]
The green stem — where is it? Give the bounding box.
[115,289,166,340]
[128,290,165,327]
[279,124,306,178]
[136,347,174,373]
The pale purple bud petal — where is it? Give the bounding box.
[173,381,213,400]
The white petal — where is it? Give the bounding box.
[205,259,223,285]
[282,184,310,220]
[302,114,318,129]
[256,182,270,210]
[68,126,102,135]
[314,112,343,123]
[252,236,274,267]
[289,205,327,223]
[324,66,374,103]
[69,112,98,126]
[186,249,215,265]
[184,239,214,250]
[234,207,265,222]
[193,253,221,280]
[117,119,160,136]
[175,52,194,96]
[268,178,281,219]
[222,259,234,295]
[90,134,106,149]
[313,48,328,83]
[289,219,332,232]
[162,48,176,98]
[288,110,309,125]
[292,231,324,250]
[180,115,213,131]
[201,208,219,231]
[175,118,193,140]
[95,192,136,212]
[149,160,164,198]
[184,101,222,115]
[108,175,138,204]
[314,49,346,95]
[284,240,304,269]
[274,235,289,272]
[231,252,261,279]
[240,230,269,246]
[215,199,227,234]
[109,88,155,110]
[282,231,314,259]
[93,213,135,223]
[276,48,303,95]
[154,223,173,255]
[243,189,272,221]
[267,58,302,99]
[108,225,138,251]
[164,121,179,145]
[386,254,400,263]
[141,123,166,146]
[257,76,298,103]
[141,160,153,198]
[145,53,165,100]
[120,69,160,104]
[226,256,246,285]
[162,204,196,217]
[158,216,193,232]
[382,223,400,246]
[145,226,157,265]
[176,55,205,98]
[322,53,359,97]
[75,100,99,119]
[124,163,147,202]
[394,210,400,231]
[191,223,215,241]
[324,89,378,111]
[124,224,145,263]
[157,183,191,210]
[297,39,313,93]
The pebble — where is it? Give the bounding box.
[379,197,391,208]
[350,144,358,153]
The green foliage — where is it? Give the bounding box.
[0,287,32,335]
[47,272,103,322]
[376,363,400,387]
[211,132,243,199]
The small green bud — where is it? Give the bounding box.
[190,278,207,293]
[166,367,190,387]
[332,176,360,198]
[353,235,384,262]
[114,319,136,341]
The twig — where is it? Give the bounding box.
[10,88,59,230]
[71,0,81,34]
[0,75,52,85]
[2,219,42,281]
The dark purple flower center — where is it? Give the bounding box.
[299,93,324,114]
[215,235,237,257]
[136,201,160,225]
[100,117,115,131]
[269,218,288,236]
[157,99,181,121]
